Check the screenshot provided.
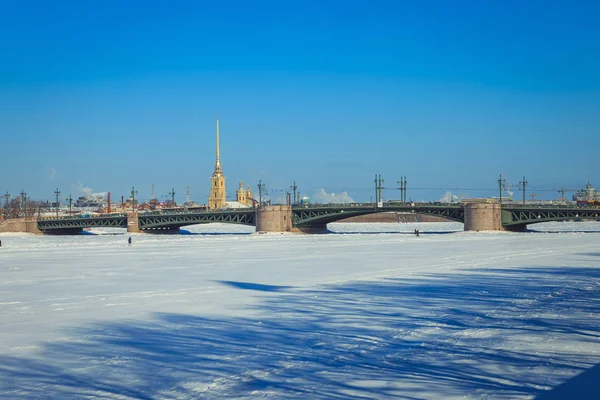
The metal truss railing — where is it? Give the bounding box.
[38,215,127,230]
[292,203,465,226]
[138,210,256,230]
[502,207,600,226]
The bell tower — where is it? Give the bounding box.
[208,115,226,209]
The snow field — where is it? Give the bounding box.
[1,221,599,399]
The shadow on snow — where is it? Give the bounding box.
[215,280,294,292]
[1,267,599,399]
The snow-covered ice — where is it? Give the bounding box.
[1,221,599,399]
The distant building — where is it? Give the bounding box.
[573,181,600,201]
[223,201,251,209]
[235,181,255,207]
[74,195,104,208]
[207,116,254,210]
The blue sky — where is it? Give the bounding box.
[1,0,599,204]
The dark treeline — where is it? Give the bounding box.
[1,198,49,219]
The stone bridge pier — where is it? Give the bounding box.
[127,213,142,233]
[256,205,293,233]
[255,206,331,234]
[0,217,41,234]
[463,203,502,231]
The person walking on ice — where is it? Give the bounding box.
[128,236,132,246]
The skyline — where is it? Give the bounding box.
[1,0,599,203]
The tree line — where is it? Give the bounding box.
[1,198,49,219]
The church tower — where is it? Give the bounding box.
[236,181,247,204]
[208,115,226,210]
[246,185,253,205]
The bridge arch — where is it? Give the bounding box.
[292,204,464,233]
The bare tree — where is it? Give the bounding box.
[6,198,22,218]
[25,199,42,218]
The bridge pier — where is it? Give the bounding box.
[127,213,142,233]
[463,203,502,231]
[0,217,41,234]
[256,205,293,233]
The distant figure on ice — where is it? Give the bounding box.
[128,236,132,246]
[414,229,420,237]
[0,239,2,247]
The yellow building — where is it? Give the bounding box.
[236,181,255,207]
[208,116,226,210]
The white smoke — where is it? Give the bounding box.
[49,168,56,179]
[505,189,514,199]
[312,189,355,204]
[439,191,459,203]
[75,183,107,199]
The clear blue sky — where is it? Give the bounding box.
[1,0,599,204]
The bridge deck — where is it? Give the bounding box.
[34,203,600,233]
[37,214,127,230]
[138,210,255,230]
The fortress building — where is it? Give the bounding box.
[208,115,226,210]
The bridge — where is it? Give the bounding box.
[501,206,600,231]
[37,209,256,233]
[30,202,600,234]
[291,203,464,233]
[37,213,128,234]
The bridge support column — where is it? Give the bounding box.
[464,203,502,231]
[256,205,292,233]
[0,217,41,234]
[127,213,142,233]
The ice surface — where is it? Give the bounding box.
[1,221,600,399]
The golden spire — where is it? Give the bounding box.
[215,114,222,173]
[216,114,220,160]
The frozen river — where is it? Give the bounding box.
[1,221,599,399]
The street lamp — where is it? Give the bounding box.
[498,174,506,205]
[131,186,138,213]
[54,188,60,218]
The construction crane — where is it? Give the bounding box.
[530,193,538,201]
[557,188,577,202]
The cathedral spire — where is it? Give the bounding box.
[208,115,226,210]
[216,114,220,161]
[214,114,222,172]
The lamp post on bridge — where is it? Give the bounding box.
[168,188,175,205]
[397,176,407,203]
[374,175,384,206]
[379,175,384,205]
[20,190,26,217]
[519,176,527,205]
[3,192,9,219]
[54,188,60,218]
[290,181,297,205]
[131,186,138,213]
[374,175,378,204]
[498,175,506,206]
[258,180,266,206]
